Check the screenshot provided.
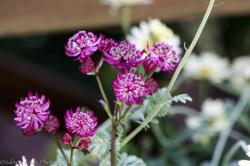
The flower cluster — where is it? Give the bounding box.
[185,99,229,144]
[14,92,98,153]
[65,30,180,104]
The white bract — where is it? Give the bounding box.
[230,56,250,93]
[100,0,152,7]
[186,99,229,144]
[15,156,35,166]
[127,19,181,53]
[183,52,229,83]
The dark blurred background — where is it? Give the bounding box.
[0,0,250,163]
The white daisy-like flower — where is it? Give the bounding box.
[230,56,250,93]
[183,52,230,83]
[186,99,229,144]
[100,0,152,8]
[16,156,35,166]
[238,145,250,166]
[127,19,181,53]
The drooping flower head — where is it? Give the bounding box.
[65,107,97,137]
[145,42,180,72]
[112,72,148,104]
[43,115,60,134]
[65,31,102,60]
[14,92,51,135]
[145,78,159,95]
[102,40,146,70]
[78,57,95,75]
[62,133,72,145]
[75,137,92,153]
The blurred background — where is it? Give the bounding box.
[0,0,250,165]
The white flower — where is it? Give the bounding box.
[100,0,152,7]
[183,52,229,83]
[230,56,250,93]
[186,99,229,144]
[127,19,181,53]
[16,156,35,166]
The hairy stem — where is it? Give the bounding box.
[95,73,112,119]
[111,103,118,166]
[210,88,250,166]
[222,140,248,166]
[52,135,70,166]
[69,147,74,166]
[167,0,216,92]
[120,0,215,148]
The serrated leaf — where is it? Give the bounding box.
[172,94,192,104]
[118,153,146,166]
[138,88,172,120]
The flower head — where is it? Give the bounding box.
[127,19,181,54]
[62,133,72,145]
[16,156,35,166]
[43,115,60,134]
[112,72,148,104]
[78,57,95,75]
[183,52,229,83]
[65,31,102,60]
[145,78,159,95]
[102,40,146,70]
[65,107,97,137]
[99,38,117,53]
[75,137,91,153]
[14,92,51,135]
[145,42,180,72]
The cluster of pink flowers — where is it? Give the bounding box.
[65,30,180,105]
[14,92,97,152]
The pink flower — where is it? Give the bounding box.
[102,40,146,70]
[112,72,148,104]
[78,57,95,75]
[145,78,159,95]
[62,133,72,145]
[75,137,91,153]
[143,59,158,73]
[99,38,116,53]
[65,31,102,60]
[146,43,180,72]
[14,92,51,135]
[43,115,60,134]
[65,107,97,137]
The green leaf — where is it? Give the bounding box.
[118,153,146,166]
[172,94,192,104]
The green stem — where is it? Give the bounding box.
[95,73,112,119]
[120,0,215,148]
[210,88,250,166]
[52,135,70,166]
[167,0,216,92]
[69,147,74,166]
[117,6,131,36]
[221,140,248,166]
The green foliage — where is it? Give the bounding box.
[118,153,146,166]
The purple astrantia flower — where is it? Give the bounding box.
[62,133,72,145]
[145,78,159,95]
[65,107,97,137]
[65,31,102,60]
[145,42,180,72]
[14,92,51,135]
[78,57,95,75]
[102,40,146,70]
[112,72,148,105]
[143,59,158,73]
[43,115,60,134]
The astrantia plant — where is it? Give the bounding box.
[12,0,219,165]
